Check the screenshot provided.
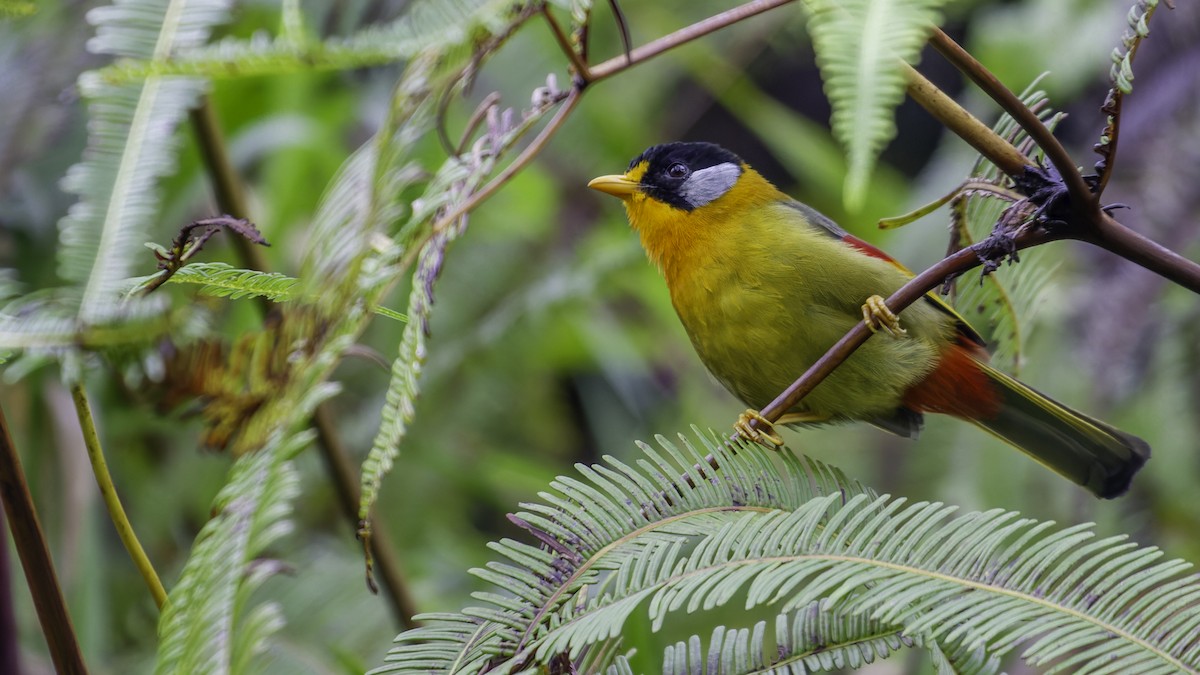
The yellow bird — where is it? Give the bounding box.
[589,141,1149,498]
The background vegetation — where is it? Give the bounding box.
[0,0,1197,672]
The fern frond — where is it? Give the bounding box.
[356,77,572,526]
[159,262,300,302]
[370,431,869,673]
[60,0,232,324]
[1094,0,1162,185]
[0,287,177,378]
[0,313,79,351]
[802,0,950,209]
[661,606,911,674]
[373,433,1200,674]
[92,0,531,85]
[154,431,302,674]
[1108,0,1160,96]
[951,80,1061,372]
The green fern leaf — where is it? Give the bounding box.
[802,0,949,209]
[159,262,300,302]
[154,432,301,674]
[662,606,911,673]
[951,79,1061,373]
[373,433,1200,674]
[60,0,232,324]
[93,0,535,84]
[370,431,869,673]
[356,75,575,527]
[1094,0,1163,185]
[1108,0,1161,96]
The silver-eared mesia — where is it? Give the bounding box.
[589,141,1148,498]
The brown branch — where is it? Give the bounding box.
[0,404,88,675]
[753,229,1058,428]
[542,5,592,84]
[430,1,801,256]
[189,102,271,301]
[750,218,1200,430]
[188,97,421,629]
[928,28,1097,214]
[901,63,1031,177]
[313,406,421,629]
[587,0,796,82]
[1091,212,1200,294]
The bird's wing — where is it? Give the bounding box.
[781,200,986,348]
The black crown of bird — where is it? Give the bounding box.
[589,141,1149,499]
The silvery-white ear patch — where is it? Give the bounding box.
[679,162,742,209]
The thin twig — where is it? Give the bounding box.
[0,403,88,674]
[0,508,18,675]
[70,383,168,609]
[189,103,271,308]
[928,28,1097,213]
[457,92,504,156]
[188,96,422,628]
[588,0,795,81]
[313,406,421,629]
[542,5,592,84]
[901,63,1031,177]
[752,230,1058,428]
[606,0,634,66]
[406,87,583,267]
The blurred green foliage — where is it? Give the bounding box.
[0,0,1197,672]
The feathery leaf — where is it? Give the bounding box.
[60,0,232,324]
[373,432,1200,674]
[154,432,301,674]
[801,0,949,210]
[950,79,1061,372]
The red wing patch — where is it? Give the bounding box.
[842,234,906,269]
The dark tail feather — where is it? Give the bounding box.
[972,362,1150,499]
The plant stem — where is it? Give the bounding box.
[0,403,88,674]
[901,63,1031,177]
[753,229,1058,427]
[1091,213,1200,294]
[313,406,421,629]
[70,383,167,610]
[928,28,1096,212]
[188,101,270,314]
[412,87,584,262]
[542,5,591,83]
[188,96,422,628]
[587,0,796,81]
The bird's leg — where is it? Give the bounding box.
[862,295,906,337]
[734,410,785,448]
[734,410,832,448]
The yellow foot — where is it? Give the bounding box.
[862,295,906,337]
[734,409,785,448]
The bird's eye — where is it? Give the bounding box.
[666,162,690,179]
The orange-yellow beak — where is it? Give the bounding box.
[587,174,640,199]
